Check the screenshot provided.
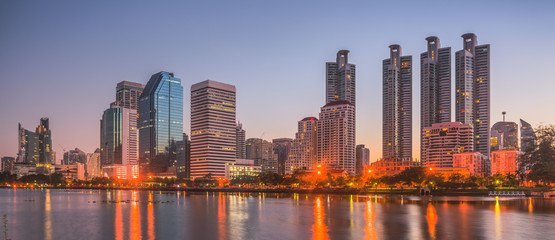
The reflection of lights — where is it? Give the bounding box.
[528,197,533,213]
[312,197,329,240]
[364,200,377,240]
[495,196,501,239]
[426,203,438,240]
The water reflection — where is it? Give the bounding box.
[426,203,438,240]
[364,199,377,240]
[312,197,329,240]
[495,196,501,240]
[115,191,123,240]
[44,189,52,240]
[130,191,141,240]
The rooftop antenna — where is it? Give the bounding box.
[502,111,506,122]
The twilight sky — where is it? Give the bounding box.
[1,0,554,163]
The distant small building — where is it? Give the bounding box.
[369,158,420,176]
[452,152,487,177]
[225,159,261,180]
[13,163,55,178]
[1,157,15,172]
[491,150,519,175]
[56,164,86,180]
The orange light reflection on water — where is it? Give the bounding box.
[495,196,501,240]
[218,193,227,240]
[147,191,155,240]
[426,203,437,240]
[312,197,329,240]
[130,191,141,240]
[364,199,377,240]
[115,191,123,240]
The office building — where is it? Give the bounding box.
[355,144,370,175]
[139,71,183,176]
[287,117,318,173]
[421,122,474,168]
[491,121,519,150]
[236,122,246,160]
[190,80,236,178]
[317,101,355,174]
[455,33,491,156]
[17,118,53,164]
[520,119,536,152]
[326,50,356,105]
[246,138,276,173]
[273,138,292,175]
[1,157,15,172]
[62,148,86,165]
[176,133,191,179]
[36,118,52,164]
[115,81,144,110]
[225,159,262,180]
[86,149,101,179]
[383,44,412,159]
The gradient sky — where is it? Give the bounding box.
[1,0,554,163]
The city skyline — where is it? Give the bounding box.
[2,1,555,162]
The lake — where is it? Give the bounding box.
[1,189,554,239]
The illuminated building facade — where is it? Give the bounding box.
[326,50,356,105]
[369,158,419,177]
[491,150,519,175]
[86,149,101,179]
[190,80,236,178]
[383,44,412,159]
[317,101,355,174]
[236,122,246,160]
[491,121,519,150]
[139,71,183,176]
[17,118,52,164]
[455,33,491,157]
[421,36,451,160]
[421,122,474,168]
[1,157,15,172]
[225,159,261,180]
[287,117,318,173]
[115,81,144,110]
[452,152,487,177]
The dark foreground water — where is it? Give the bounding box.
[1,189,554,240]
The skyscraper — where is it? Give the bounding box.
[62,148,86,165]
[520,119,536,152]
[326,50,356,105]
[246,138,276,173]
[287,117,318,173]
[236,122,246,160]
[273,138,293,175]
[115,81,144,110]
[383,45,412,159]
[190,80,236,178]
[455,33,490,157]
[421,36,451,159]
[139,71,183,176]
[317,101,355,174]
[491,121,519,151]
[176,133,191,179]
[17,118,52,164]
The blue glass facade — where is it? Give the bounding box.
[139,71,183,175]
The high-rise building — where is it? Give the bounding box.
[17,118,53,164]
[317,101,355,174]
[246,138,276,173]
[421,122,474,168]
[287,117,318,173]
[421,37,451,159]
[355,144,370,175]
[326,50,356,105]
[455,33,490,157]
[236,122,246,160]
[520,119,536,152]
[453,152,487,177]
[86,149,101,179]
[1,157,15,172]
[115,81,144,110]
[190,80,236,178]
[491,121,519,150]
[100,106,139,179]
[383,45,412,159]
[490,130,504,152]
[139,72,183,176]
[491,150,518,175]
[176,133,191,179]
[62,148,86,165]
[273,138,293,175]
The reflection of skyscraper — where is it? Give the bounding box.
[317,101,355,174]
[190,80,236,178]
[139,72,183,176]
[455,33,490,157]
[383,45,412,159]
[520,119,536,152]
[326,50,356,105]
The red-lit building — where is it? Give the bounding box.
[369,158,420,176]
[491,150,519,175]
[452,152,488,177]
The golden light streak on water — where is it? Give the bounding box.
[44,189,52,240]
[495,196,501,240]
[312,197,329,240]
[364,200,377,240]
[528,197,533,214]
[426,203,437,240]
[147,191,155,240]
[218,192,227,240]
[130,191,141,240]
[115,191,123,240]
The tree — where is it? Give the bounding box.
[519,125,555,184]
[396,167,426,187]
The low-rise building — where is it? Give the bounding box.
[225,159,261,180]
[369,158,420,176]
[491,150,519,175]
[453,152,488,177]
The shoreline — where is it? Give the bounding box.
[0,186,532,196]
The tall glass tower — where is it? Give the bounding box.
[138,71,183,176]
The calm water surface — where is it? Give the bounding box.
[1,189,554,240]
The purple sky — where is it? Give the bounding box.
[1,0,554,163]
